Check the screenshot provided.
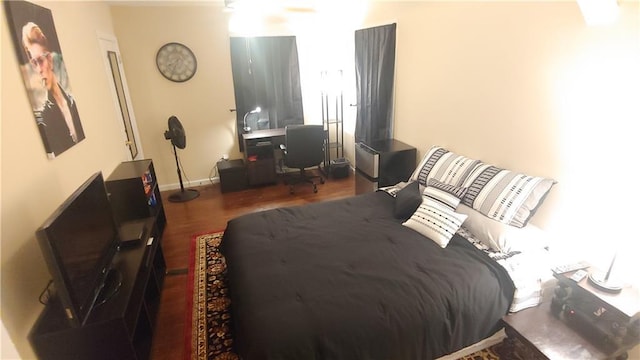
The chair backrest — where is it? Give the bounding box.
[284,125,325,169]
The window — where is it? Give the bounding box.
[230,36,304,151]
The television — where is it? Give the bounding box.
[36,172,121,327]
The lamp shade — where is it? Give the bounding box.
[243,107,261,133]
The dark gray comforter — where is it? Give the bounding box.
[221,191,515,360]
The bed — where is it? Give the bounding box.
[220,146,555,360]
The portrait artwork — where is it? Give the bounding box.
[4,0,85,159]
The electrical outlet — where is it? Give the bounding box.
[222,154,229,160]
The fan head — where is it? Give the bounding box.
[164,116,186,149]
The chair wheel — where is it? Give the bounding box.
[313,185,318,193]
[289,186,294,195]
[320,178,325,184]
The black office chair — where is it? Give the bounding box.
[280,124,326,194]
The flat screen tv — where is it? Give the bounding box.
[36,172,121,327]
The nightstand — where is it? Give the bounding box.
[501,266,640,360]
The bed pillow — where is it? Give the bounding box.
[410,146,481,187]
[460,164,555,228]
[394,181,422,220]
[458,204,549,253]
[403,185,468,248]
[426,178,468,201]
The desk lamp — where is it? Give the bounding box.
[588,251,622,293]
[243,107,261,133]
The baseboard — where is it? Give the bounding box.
[158,165,356,192]
[158,177,219,192]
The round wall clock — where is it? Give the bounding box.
[155,42,197,82]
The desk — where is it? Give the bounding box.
[242,128,286,186]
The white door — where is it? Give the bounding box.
[97,32,143,161]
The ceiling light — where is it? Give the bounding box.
[576,0,620,26]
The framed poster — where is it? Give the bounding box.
[4,0,85,159]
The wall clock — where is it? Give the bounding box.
[155,42,197,82]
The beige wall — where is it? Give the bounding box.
[109,3,361,188]
[363,1,640,266]
[110,4,239,189]
[111,1,640,260]
[1,2,126,358]
[2,1,639,358]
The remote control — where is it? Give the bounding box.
[570,269,588,282]
[552,261,589,274]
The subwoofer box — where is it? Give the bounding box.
[330,158,350,178]
[217,159,248,193]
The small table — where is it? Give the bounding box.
[502,267,640,360]
[502,301,614,359]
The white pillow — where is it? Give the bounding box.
[403,199,467,248]
[457,204,549,253]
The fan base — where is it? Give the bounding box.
[168,189,200,203]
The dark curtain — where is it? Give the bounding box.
[354,23,396,144]
[230,36,304,151]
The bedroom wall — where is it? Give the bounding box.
[1,2,126,358]
[110,1,639,268]
[109,3,363,190]
[1,1,638,358]
[362,1,640,268]
[109,3,240,191]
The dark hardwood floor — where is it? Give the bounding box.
[150,170,356,360]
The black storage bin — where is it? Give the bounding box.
[217,159,248,193]
[330,158,350,178]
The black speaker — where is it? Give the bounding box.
[218,159,248,193]
[330,158,350,178]
[551,282,640,354]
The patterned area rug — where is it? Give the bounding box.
[187,231,238,360]
[455,342,506,360]
[187,231,511,360]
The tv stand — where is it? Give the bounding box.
[29,160,167,360]
[29,217,166,359]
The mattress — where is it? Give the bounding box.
[221,191,516,360]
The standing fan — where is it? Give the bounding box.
[164,116,200,202]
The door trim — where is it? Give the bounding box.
[97,31,144,161]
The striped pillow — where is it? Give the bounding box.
[410,146,481,187]
[427,178,468,200]
[402,184,467,248]
[460,164,555,228]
